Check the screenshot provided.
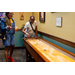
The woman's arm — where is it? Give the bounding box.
[22,28,30,37]
[35,26,38,39]
[1,19,12,30]
[1,20,7,30]
[22,28,26,34]
[35,26,37,36]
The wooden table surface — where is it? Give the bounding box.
[24,37,75,62]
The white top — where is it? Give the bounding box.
[24,20,37,36]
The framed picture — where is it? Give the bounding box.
[39,12,45,22]
[20,12,24,20]
[56,17,62,27]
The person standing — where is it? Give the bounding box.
[22,16,38,61]
[22,16,38,38]
[1,12,15,62]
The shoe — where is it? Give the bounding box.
[8,56,14,62]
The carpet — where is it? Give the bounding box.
[0,49,26,62]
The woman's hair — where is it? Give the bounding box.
[30,16,35,19]
[5,12,9,16]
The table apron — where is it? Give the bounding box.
[24,41,45,62]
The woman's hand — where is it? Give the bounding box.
[7,26,12,30]
[22,28,30,37]
[35,36,38,39]
[26,32,30,37]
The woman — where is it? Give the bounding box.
[1,12,15,62]
[22,16,38,60]
[22,16,38,38]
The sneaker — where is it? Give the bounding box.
[8,56,14,62]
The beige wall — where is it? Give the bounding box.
[32,12,75,42]
[13,12,32,29]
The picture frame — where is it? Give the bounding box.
[20,12,24,20]
[56,17,62,27]
[39,12,45,22]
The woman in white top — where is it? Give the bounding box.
[22,16,38,38]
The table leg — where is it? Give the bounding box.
[26,49,28,62]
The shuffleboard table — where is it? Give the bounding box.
[23,37,75,62]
